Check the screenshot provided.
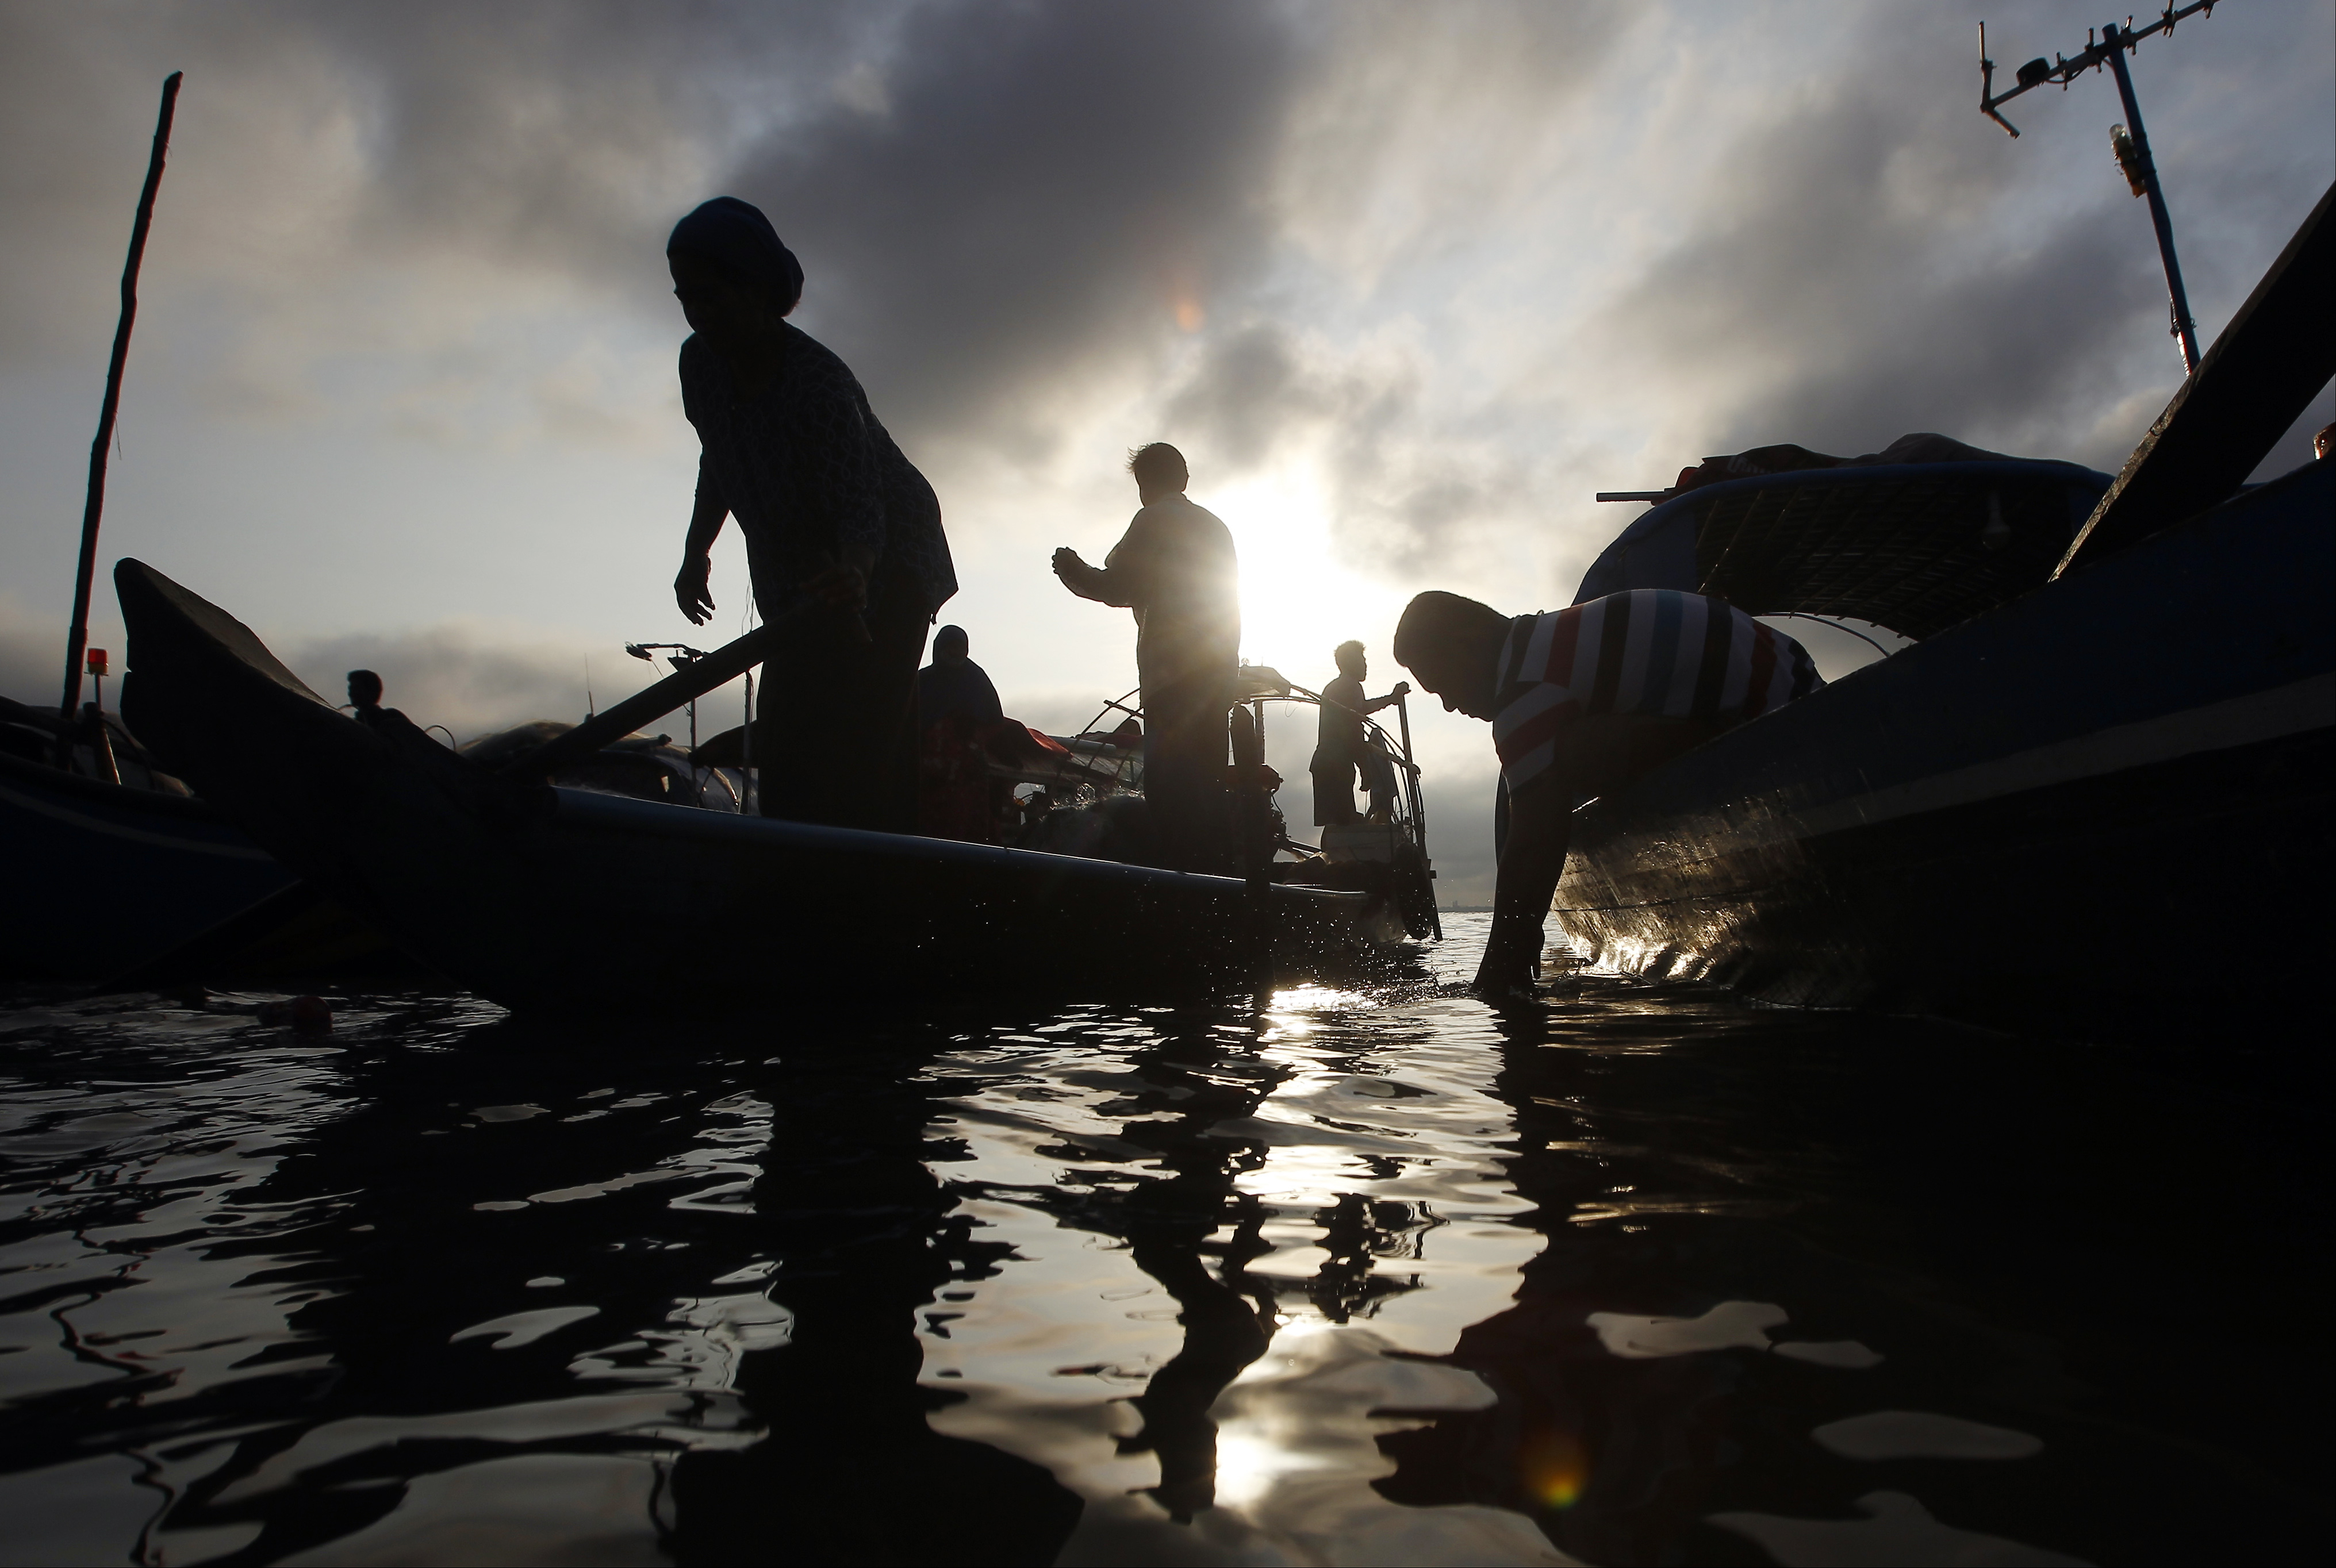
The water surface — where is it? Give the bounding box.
[0,917,2319,1565]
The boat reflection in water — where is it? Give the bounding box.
[0,933,2318,1565]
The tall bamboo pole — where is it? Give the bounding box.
[60,71,183,727]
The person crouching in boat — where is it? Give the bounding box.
[666,197,958,832]
[1393,589,1821,997]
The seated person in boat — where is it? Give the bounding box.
[1394,589,1821,996]
[344,669,401,731]
[917,624,1004,730]
[1052,443,1240,873]
[1310,640,1409,827]
[666,196,957,833]
[917,624,1008,841]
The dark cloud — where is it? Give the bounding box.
[293,1,892,290]
[0,605,632,742]
[1163,323,1317,469]
[1587,9,2330,476]
[0,1,1309,458]
[719,0,1305,459]
[1159,317,1541,578]
[280,624,613,739]
[0,0,2321,618]
[1589,83,2149,470]
[0,1,891,366]
[0,615,60,713]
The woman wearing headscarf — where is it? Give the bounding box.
[666,197,956,831]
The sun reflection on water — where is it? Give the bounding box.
[1266,983,1375,1015]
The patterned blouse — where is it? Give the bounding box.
[1491,590,1822,791]
[679,326,957,618]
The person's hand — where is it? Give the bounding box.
[675,556,715,625]
[1052,547,1085,581]
[1392,681,1411,698]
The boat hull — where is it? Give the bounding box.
[1552,458,2335,1040]
[113,560,1375,1013]
[0,750,295,981]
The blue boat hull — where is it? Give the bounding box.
[1552,458,2334,1039]
[0,751,296,982]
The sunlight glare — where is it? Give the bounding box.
[1207,1430,1335,1509]
[1213,466,1411,688]
[1268,983,1374,1014]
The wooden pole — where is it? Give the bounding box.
[2055,182,2334,578]
[61,71,183,728]
[501,609,800,781]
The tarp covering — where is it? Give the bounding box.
[1576,437,2111,641]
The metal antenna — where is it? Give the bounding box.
[1978,6,2215,371]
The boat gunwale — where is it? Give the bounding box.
[0,743,222,823]
[548,787,1374,909]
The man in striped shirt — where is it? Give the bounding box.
[1394,589,1821,995]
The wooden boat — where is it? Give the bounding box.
[112,563,1376,1013]
[1550,186,2334,1040]
[0,727,296,982]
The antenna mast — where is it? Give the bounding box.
[1978,5,2216,371]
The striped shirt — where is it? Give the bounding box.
[1491,591,1822,790]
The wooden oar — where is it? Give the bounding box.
[501,606,816,781]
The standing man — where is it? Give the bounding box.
[1393,588,1821,996]
[1310,640,1409,826]
[1053,444,1240,872]
[667,196,957,831]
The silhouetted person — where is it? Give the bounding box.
[344,670,406,735]
[1311,640,1408,826]
[1394,589,1820,996]
[1117,1218,1276,1522]
[915,624,1010,843]
[915,624,1003,729]
[1053,443,1239,873]
[667,196,957,832]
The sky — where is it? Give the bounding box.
[3,0,2329,901]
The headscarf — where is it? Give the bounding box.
[666,197,804,316]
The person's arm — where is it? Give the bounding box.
[1053,515,1150,608]
[1474,771,1572,996]
[1364,681,1413,714]
[675,456,728,625]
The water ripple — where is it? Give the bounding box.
[0,922,2316,1564]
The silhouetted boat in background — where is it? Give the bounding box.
[1,700,302,981]
[1,689,780,987]
[1549,185,2334,1041]
[112,562,1376,1014]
